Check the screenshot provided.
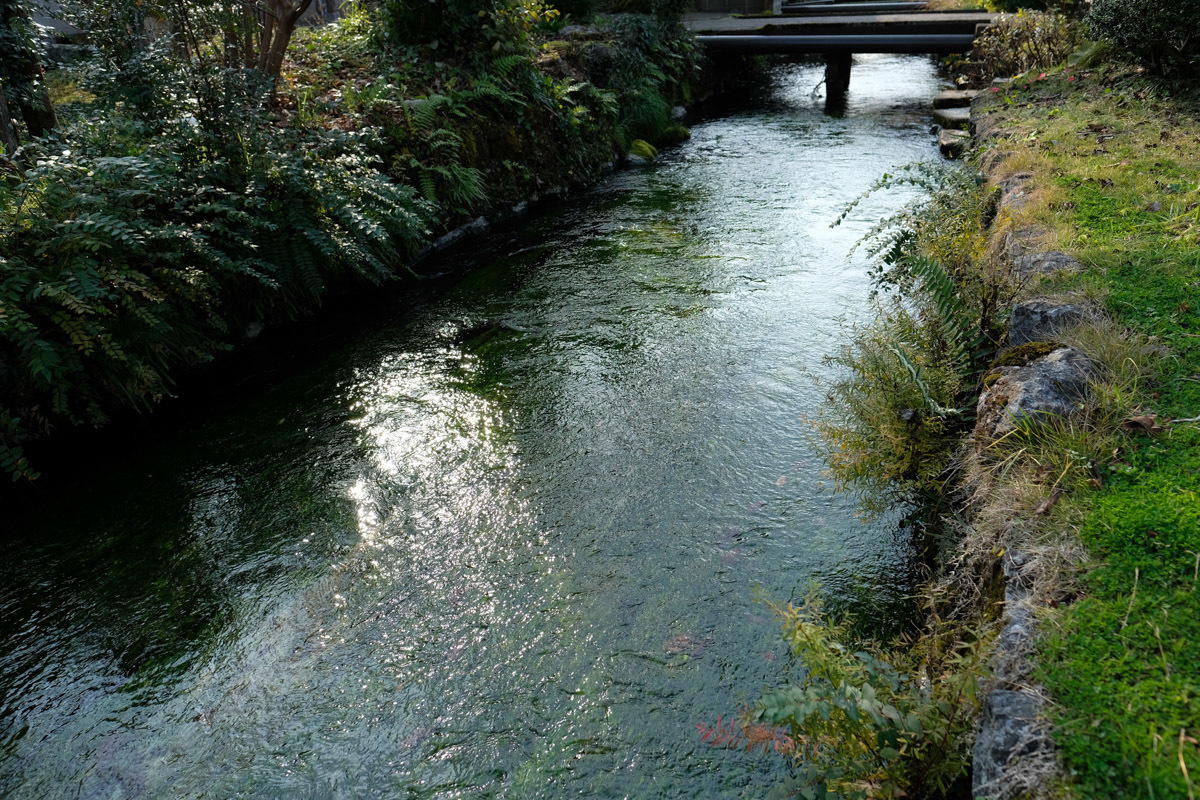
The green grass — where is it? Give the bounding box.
[974,62,1200,798]
[1040,427,1200,798]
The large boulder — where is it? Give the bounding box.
[1008,299,1086,345]
[975,347,1093,447]
[1014,248,1082,279]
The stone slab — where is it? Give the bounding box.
[939,128,969,158]
[934,88,979,108]
[933,105,970,130]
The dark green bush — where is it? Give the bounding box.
[1,53,431,469]
[551,0,597,19]
[382,0,491,49]
[603,0,687,20]
[379,0,561,57]
[588,12,698,149]
[700,589,984,800]
[1087,0,1200,76]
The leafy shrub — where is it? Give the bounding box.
[819,305,966,511]
[0,73,430,471]
[382,0,487,47]
[1087,0,1200,76]
[986,0,1087,13]
[820,166,1014,509]
[699,589,983,799]
[590,12,699,150]
[380,0,562,57]
[972,10,1083,80]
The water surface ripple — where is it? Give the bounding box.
[1,56,942,798]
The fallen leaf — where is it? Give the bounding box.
[1087,477,1103,489]
[1147,201,1163,212]
[1034,485,1063,515]
[1122,414,1164,433]
[775,475,787,487]
[1145,528,1159,539]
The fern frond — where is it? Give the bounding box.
[887,344,966,419]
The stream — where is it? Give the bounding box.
[0,54,944,798]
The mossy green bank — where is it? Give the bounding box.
[972,61,1200,798]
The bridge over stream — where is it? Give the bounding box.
[687,7,995,98]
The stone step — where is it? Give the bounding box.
[938,128,970,158]
[933,105,970,130]
[933,88,980,109]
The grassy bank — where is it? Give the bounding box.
[971,61,1200,798]
[0,0,701,480]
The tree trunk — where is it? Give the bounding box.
[255,4,276,74]
[262,0,311,79]
[1,0,58,137]
[0,84,20,156]
[243,2,256,69]
[19,83,57,138]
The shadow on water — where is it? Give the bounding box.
[1,53,947,798]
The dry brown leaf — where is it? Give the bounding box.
[1034,485,1063,515]
[1122,414,1164,433]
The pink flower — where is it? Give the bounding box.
[1068,76,1076,82]
[992,86,1000,93]
[1038,72,1046,80]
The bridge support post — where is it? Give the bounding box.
[825,53,852,98]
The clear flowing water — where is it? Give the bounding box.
[0,56,944,798]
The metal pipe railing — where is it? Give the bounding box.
[781,2,930,11]
[695,33,976,53]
